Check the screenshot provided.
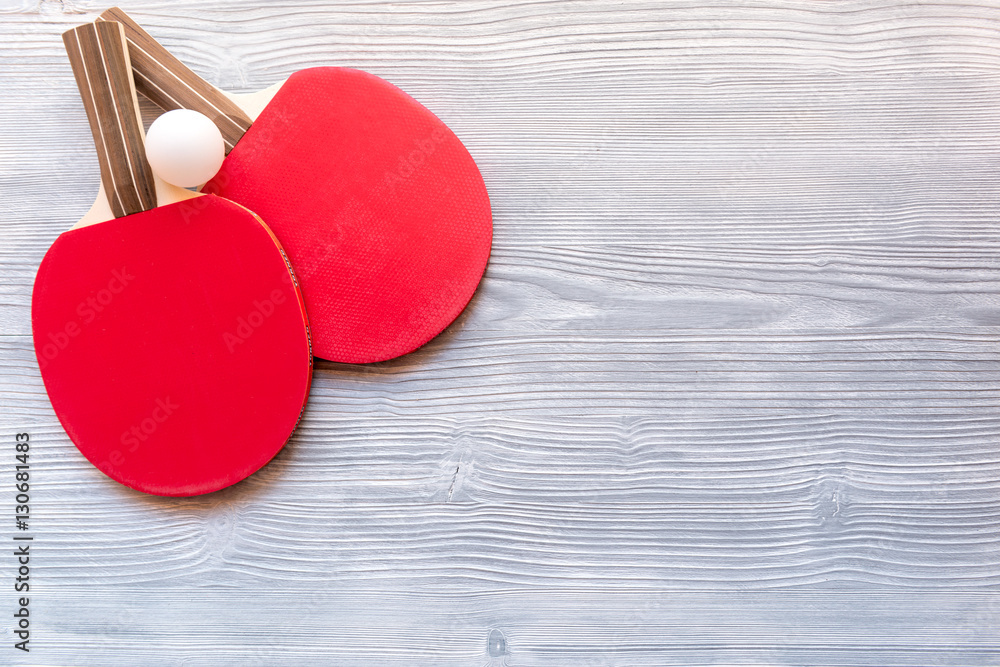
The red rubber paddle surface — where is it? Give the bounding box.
[203,68,493,363]
[32,196,312,496]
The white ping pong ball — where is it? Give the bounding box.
[145,109,225,188]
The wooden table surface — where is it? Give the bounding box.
[2,1,999,664]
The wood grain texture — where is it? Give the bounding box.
[63,20,157,217]
[22,590,1000,666]
[1,0,999,664]
[97,6,253,152]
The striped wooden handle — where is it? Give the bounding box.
[97,7,253,154]
[63,21,157,218]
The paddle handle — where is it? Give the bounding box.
[63,21,157,218]
[97,7,253,154]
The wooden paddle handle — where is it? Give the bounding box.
[97,7,253,154]
[63,22,157,218]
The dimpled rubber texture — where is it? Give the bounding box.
[31,195,312,497]
[203,67,493,363]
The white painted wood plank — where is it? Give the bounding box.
[19,589,1000,666]
[10,412,1000,504]
[4,330,1000,417]
[5,242,1000,336]
[3,410,999,590]
[2,0,999,664]
[3,2,1000,247]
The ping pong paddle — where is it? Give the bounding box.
[32,21,312,497]
[97,7,493,364]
